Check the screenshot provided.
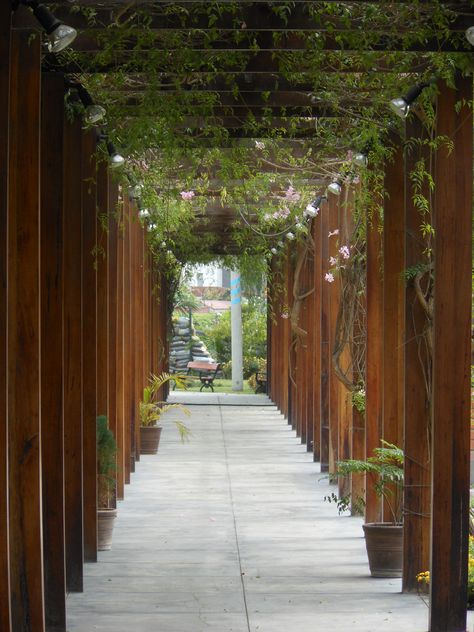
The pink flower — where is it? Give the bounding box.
[329,256,337,266]
[281,311,289,319]
[339,245,350,260]
[328,229,339,237]
[325,272,335,283]
[285,185,301,202]
[180,190,195,200]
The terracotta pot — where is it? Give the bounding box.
[97,508,117,551]
[140,425,162,455]
[362,522,403,578]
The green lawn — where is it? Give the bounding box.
[179,378,254,394]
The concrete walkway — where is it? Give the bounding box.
[67,397,465,632]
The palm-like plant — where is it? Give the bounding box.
[97,415,117,509]
[325,441,404,524]
[139,372,191,441]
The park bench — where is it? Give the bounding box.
[172,361,221,392]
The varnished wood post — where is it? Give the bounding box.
[327,192,340,472]
[40,72,66,632]
[96,161,109,418]
[115,202,126,497]
[320,197,330,472]
[305,240,315,452]
[107,180,119,471]
[8,29,45,632]
[383,141,405,524]
[430,76,472,632]
[123,200,133,478]
[365,205,383,523]
[312,211,322,462]
[0,6,12,631]
[81,130,98,563]
[403,117,431,592]
[63,116,84,592]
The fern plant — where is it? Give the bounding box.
[139,372,191,441]
[324,441,404,524]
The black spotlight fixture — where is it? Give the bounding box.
[68,81,106,124]
[389,82,431,119]
[107,142,125,168]
[21,0,77,53]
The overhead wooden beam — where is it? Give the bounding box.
[8,28,45,632]
[0,5,11,631]
[40,71,67,632]
[430,74,472,632]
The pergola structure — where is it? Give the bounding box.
[2,2,474,632]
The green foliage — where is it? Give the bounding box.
[139,373,191,441]
[247,358,267,391]
[324,441,404,524]
[195,298,267,369]
[97,415,117,508]
[173,284,202,314]
[351,389,366,414]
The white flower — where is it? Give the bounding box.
[329,256,337,266]
[325,272,335,283]
[255,141,265,150]
[328,229,339,237]
[339,245,350,259]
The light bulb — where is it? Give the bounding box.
[466,26,474,46]
[328,182,342,195]
[353,152,368,167]
[389,97,410,118]
[286,232,295,241]
[270,247,278,255]
[84,104,106,125]
[47,24,77,53]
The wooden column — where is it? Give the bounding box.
[63,117,83,592]
[320,198,330,472]
[430,76,472,632]
[81,130,98,563]
[403,117,432,592]
[311,213,322,462]
[115,203,126,497]
[383,142,405,520]
[8,29,45,632]
[305,240,315,452]
[107,181,119,471]
[96,162,109,418]
[0,7,11,631]
[122,200,132,481]
[40,72,66,632]
[327,192,340,472]
[365,206,383,523]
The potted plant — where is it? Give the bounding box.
[97,415,118,551]
[324,441,404,578]
[139,372,190,455]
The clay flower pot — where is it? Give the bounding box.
[97,508,117,551]
[140,425,162,455]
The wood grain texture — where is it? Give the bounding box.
[403,117,431,593]
[320,197,330,473]
[107,182,119,487]
[8,29,45,632]
[63,117,84,592]
[0,7,11,631]
[430,76,472,632]
[40,72,66,632]
[365,204,383,523]
[96,161,109,419]
[81,130,98,563]
[312,212,322,462]
[327,193,340,473]
[115,205,125,498]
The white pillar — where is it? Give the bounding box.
[230,270,243,391]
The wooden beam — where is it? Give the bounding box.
[40,72,66,632]
[8,28,45,632]
[81,130,98,563]
[63,116,84,593]
[123,199,133,479]
[383,141,405,522]
[320,198,330,473]
[430,75,472,632]
[365,203,383,523]
[312,212,322,462]
[0,5,11,631]
[96,161,109,419]
[115,202,126,497]
[403,117,432,592]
